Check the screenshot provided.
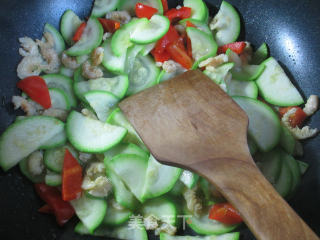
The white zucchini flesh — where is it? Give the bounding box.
[0,116,64,171]
[84,90,119,122]
[256,57,304,106]
[49,88,70,110]
[140,197,177,225]
[91,0,120,17]
[74,75,129,100]
[40,129,67,150]
[227,79,258,99]
[66,17,103,56]
[142,155,182,200]
[183,0,208,22]
[210,1,241,46]
[71,194,107,234]
[233,96,281,152]
[66,111,127,153]
[44,23,66,54]
[130,15,170,44]
[107,154,148,202]
[60,10,83,45]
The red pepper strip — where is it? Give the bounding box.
[73,22,86,42]
[153,25,180,54]
[166,42,193,69]
[17,76,51,109]
[186,36,193,58]
[98,18,121,33]
[34,183,75,226]
[151,50,171,63]
[217,41,246,55]
[62,149,83,201]
[209,203,243,225]
[186,20,196,28]
[161,0,168,12]
[165,7,192,23]
[278,106,307,127]
[38,204,54,214]
[135,3,158,19]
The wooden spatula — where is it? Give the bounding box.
[119,70,318,240]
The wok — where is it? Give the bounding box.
[0,0,319,239]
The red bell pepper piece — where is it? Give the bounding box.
[166,42,193,69]
[135,3,158,19]
[153,25,180,54]
[278,106,307,127]
[17,76,51,109]
[38,204,54,214]
[165,7,192,23]
[62,149,83,201]
[186,20,196,28]
[209,203,243,225]
[98,18,121,33]
[34,183,75,226]
[151,50,171,63]
[217,41,246,55]
[161,0,169,12]
[73,22,86,42]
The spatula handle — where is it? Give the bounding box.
[191,158,319,240]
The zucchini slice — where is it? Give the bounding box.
[140,197,177,226]
[42,74,77,107]
[227,79,258,99]
[105,167,140,210]
[184,205,238,235]
[84,90,119,122]
[256,57,304,106]
[49,88,71,110]
[130,15,170,44]
[107,154,149,202]
[60,10,83,45]
[102,39,127,74]
[107,108,146,149]
[74,75,129,100]
[180,170,199,189]
[102,200,132,226]
[66,111,127,153]
[0,116,64,171]
[91,0,120,17]
[39,129,67,150]
[233,96,281,152]
[71,194,107,234]
[210,1,240,46]
[66,17,103,56]
[142,155,182,200]
[251,43,269,65]
[127,54,160,95]
[44,23,65,54]
[186,27,217,69]
[183,0,208,22]
[45,170,62,186]
[111,18,143,56]
[44,144,78,173]
[104,143,149,162]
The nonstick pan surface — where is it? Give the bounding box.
[0,0,319,239]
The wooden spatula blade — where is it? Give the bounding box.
[119,70,319,240]
[119,70,251,167]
